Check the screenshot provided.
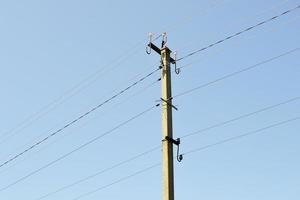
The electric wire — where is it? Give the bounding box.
[181,96,300,139]
[0,77,161,177]
[0,38,148,148]
[33,95,299,200]
[0,67,160,169]
[0,104,159,193]
[176,5,300,62]
[71,163,161,200]
[177,8,300,73]
[0,62,160,161]
[34,145,161,200]
[0,0,229,143]
[2,3,299,199]
[66,116,300,200]
[3,4,299,196]
[183,115,300,155]
[8,50,297,196]
[15,97,300,200]
[177,0,290,52]
[173,48,300,99]
[70,115,300,200]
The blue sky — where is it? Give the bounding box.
[0,0,299,199]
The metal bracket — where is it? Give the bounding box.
[164,136,183,162]
[160,98,178,111]
[165,136,180,145]
[147,43,176,64]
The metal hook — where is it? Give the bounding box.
[176,138,183,162]
[146,33,153,54]
[164,136,183,163]
[173,52,180,75]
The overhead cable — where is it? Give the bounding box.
[176,5,300,62]
[0,104,159,193]
[184,116,300,155]
[173,48,299,99]
[0,67,160,169]
[34,146,161,200]
[181,96,300,139]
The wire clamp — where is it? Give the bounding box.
[164,136,183,162]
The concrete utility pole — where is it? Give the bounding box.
[147,33,181,200]
[161,46,174,200]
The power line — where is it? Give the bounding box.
[183,116,300,155]
[176,5,300,62]
[173,48,299,99]
[0,0,239,146]
[0,63,159,161]
[32,95,300,199]
[72,163,161,200]
[91,116,299,199]
[28,97,300,200]
[0,67,160,169]
[82,117,299,199]
[0,77,161,177]
[0,76,161,175]
[0,38,149,149]
[0,104,159,193]
[34,146,161,200]
[181,96,300,139]
[70,115,300,200]
[177,10,300,73]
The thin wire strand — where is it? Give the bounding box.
[173,48,300,99]
[34,145,161,200]
[181,96,300,139]
[0,104,159,193]
[71,163,161,200]
[183,116,300,155]
[0,67,160,169]
[176,5,300,62]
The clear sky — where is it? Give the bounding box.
[0,0,299,199]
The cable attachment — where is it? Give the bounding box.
[146,33,153,54]
[173,52,180,75]
[165,136,183,162]
[161,32,167,48]
[160,98,178,111]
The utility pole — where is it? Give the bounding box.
[147,33,181,200]
[161,45,174,200]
